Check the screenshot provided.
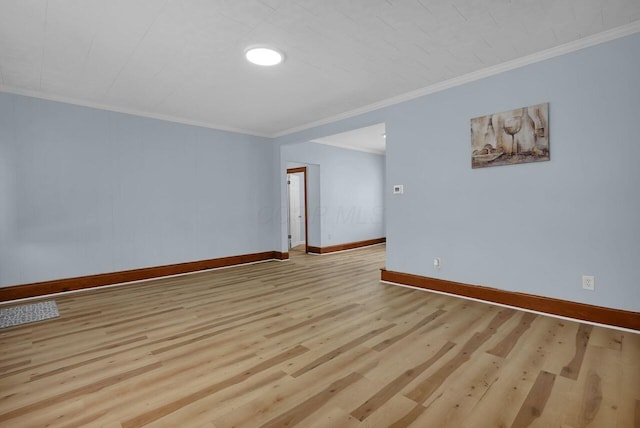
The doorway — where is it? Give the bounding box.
[287,167,308,253]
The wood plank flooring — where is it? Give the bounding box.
[0,245,638,427]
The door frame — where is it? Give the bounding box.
[286,167,309,254]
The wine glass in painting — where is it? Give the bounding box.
[503,116,522,155]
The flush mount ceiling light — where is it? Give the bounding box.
[245,46,284,66]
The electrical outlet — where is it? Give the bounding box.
[582,275,595,291]
[433,257,441,269]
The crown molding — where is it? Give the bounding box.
[273,21,640,138]
[2,22,638,140]
[0,85,270,138]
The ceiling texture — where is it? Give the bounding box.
[0,0,639,137]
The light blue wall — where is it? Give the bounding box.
[281,142,385,249]
[386,35,640,312]
[2,33,638,311]
[276,34,640,311]
[0,96,15,283]
[0,93,276,287]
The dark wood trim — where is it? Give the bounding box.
[286,167,307,174]
[287,167,309,254]
[272,251,290,260]
[380,269,640,331]
[0,251,286,302]
[308,237,386,254]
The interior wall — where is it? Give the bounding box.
[276,33,640,312]
[0,93,277,287]
[282,142,385,249]
[2,34,638,311]
[0,97,15,284]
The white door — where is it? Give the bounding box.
[288,173,305,248]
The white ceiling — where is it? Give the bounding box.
[0,1,639,137]
[312,123,386,155]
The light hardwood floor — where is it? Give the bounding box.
[1,245,638,427]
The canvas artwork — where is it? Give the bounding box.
[471,103,549,169]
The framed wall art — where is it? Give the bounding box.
[471,103,549,169]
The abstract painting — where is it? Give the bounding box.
[471,103,549,169]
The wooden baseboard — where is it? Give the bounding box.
[0,251,286,302]
[307,237,386,254]
[273,251,290,260]
[380,269,640,331]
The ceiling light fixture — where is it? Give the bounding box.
[245,46,284,66]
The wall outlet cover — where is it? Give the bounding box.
[582,275,595,291]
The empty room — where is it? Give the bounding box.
[1,1,639,427]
